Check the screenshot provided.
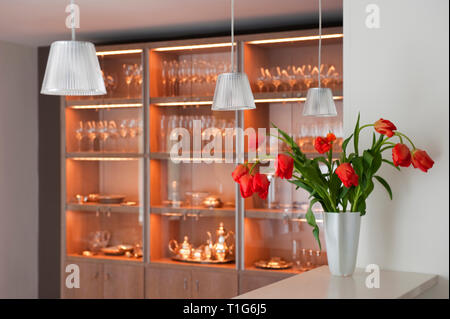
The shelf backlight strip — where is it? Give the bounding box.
[248,33,343,45]
[154,96,343,106]
[69,157,139,161]
[68,103,143,109]
[153,42,233,52]
[96,49,143,56]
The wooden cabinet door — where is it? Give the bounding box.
[191,270,238,299]
[103,264,144,299]
[239,272,294,295]
[145,266,192,299]
[62,261,103,299]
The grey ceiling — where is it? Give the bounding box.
[0,0,342,47]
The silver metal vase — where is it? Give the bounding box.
[323,212,361,277]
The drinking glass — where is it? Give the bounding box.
[271,67,282,92]
[127,119,138,152]
[74,121,85,152]
[102,71,117,97]
[133,64,143,96]
[107,120,118,152]
[86,121,97,152]
[122,64,135,98]
[161,60,168,96]
[97,120,109,152]
[292,239,301,269]
[119,119,128,152]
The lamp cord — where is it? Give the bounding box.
[71,0,76,41]
[318,0,322,89]
[231,0,234,73]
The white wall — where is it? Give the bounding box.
[0,40,38,298]
[344,0,449,298]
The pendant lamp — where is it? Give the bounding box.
[211,0,255,111]
[41,0,106,96]
[303,0,337,117]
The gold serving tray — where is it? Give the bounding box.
[171,256,234,264]
[254,258,293,270]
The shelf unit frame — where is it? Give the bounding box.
[60,27,343,297]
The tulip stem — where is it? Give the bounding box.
[395,132,416,150]
[248,161,259,175]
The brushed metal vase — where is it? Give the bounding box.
[323,212,361,277]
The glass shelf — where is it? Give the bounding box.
[66,202,142,214]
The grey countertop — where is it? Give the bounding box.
[236,266,438,299]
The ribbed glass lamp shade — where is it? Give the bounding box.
[41,41,106,96]
[302,88,337,117]
[212,72,255,111]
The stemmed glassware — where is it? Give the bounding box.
[86,121,97,152]
[122,64,136,98]
[254,64,341,93]
[74,121,86,152]
[160,58,232,97]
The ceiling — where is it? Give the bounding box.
[0,0,342,47]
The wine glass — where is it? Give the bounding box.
[169,60,179,96]
[133,64,143,97]
[119,119,128,152]
[74,121,85,152]
[102,71,117,97]
[107,120,118,152]
[271,67,282,92]
[97,121,109,152]
[122,64,135,98]
[127,119,138,152]
[86,121,97,152]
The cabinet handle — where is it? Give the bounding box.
[195,280,199,292]
[183,278,188,290]
[105,273,111,281]
[94,272,99,279]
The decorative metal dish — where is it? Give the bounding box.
[98,195,125,204]
[171,256,234,264]
[101,246,124,255]
[254,257,293,270]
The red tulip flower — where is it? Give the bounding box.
[314,136,332,154]
[392,143,412,167]
[275,154,294,179]
[411,149,434,172]
[335,163,359,188]
[239,174,254,198]
[326,133,337,142]
[374,118,397,137]
[252,173,270,199]
[232,164,249,183]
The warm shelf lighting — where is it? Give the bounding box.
[255,96,343,103]
[96,49,143,56]
[154,101,213,106]
[247,33,343,45]
[153,43,232,52]
[68,157,139,161]
[153,96,343,106]
[68,103,142,109]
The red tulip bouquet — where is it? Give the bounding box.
[231,114,434,249]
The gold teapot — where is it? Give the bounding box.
[213,222,234,262]
[169,236,192,260]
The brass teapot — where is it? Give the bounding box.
[213,222,234,261]
[169,236,192,260]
